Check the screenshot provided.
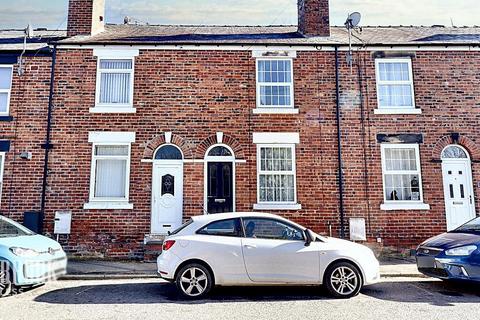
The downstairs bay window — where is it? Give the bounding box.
[380,144,429,210]
[84,132,135,210]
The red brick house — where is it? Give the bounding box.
[0,29,64,232]
[3,0,480,259]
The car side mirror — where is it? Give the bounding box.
[305,229,313,247]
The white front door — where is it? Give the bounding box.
[151,162,183,234]
[442,160,475,230]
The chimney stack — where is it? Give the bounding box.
[298,0,330,37]
[67,0,105,37]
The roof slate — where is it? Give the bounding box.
[57,24,480,46]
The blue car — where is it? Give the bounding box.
[416,217,480,282]
[0,215,67,297]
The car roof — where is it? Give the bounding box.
[191,212,294,224]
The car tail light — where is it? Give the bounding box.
[162,240,176,251]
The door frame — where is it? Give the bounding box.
[441,145,476,230]
[151,144,184,234]
[204,144,236,215]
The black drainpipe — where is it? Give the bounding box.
[334,46,346,239]
[39,45,57,233]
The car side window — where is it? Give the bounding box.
[243,218,304,241]
[197,218,242,237]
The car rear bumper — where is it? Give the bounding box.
[157,251,182,281]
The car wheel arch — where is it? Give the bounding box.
[174,259,216,285]
[322,258,365,284]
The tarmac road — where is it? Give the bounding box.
[1,277,479,320]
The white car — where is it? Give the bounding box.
[157,212,380,299]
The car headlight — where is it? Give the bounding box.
[10,247,41,257]
[445,245,477,256]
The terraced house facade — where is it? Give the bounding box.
[1,0,480,258]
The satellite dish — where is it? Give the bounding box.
[345,12,361,29]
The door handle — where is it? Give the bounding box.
[244,244,257,249]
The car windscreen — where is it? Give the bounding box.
[451,217,480,234]
[0,217,34,237]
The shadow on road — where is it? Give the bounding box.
[33,279,480,305]
[362,279,480,306]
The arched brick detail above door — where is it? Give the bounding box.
[432,135,480,160]
[196,134,245,159]
[143,134,194,159]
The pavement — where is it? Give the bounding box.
[63,257,423,280]
[2,277,480,320]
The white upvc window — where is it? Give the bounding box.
[380,144,429,210]
[0,152,5,205]
[92,49,139,113]
[85,132,135,210]
[0,66,13,116]
[375,58,417,114]
[256,58,294,110]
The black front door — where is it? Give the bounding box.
[207,162,233,213]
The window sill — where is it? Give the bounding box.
[0,116,13,122]
[374,108,421,115]
[253,203,302,210]
[90,107,137,114]
[380,202,430,211]
[252,108,299,115]
[83,202,134,210]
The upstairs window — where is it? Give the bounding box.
[256,59,294,109]
[0,66,13,116]
[96,59,134,107]
[375,58,415,111]
[381,144,424,203]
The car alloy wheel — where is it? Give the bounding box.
[325,262,362,298]
[0,262,12,298]
[175,263,212,299]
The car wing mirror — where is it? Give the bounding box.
[305,229,313,247]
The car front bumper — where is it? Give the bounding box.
[14,255,68,286]
[417,254,480,282]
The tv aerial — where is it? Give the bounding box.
[18,24,34,76]
[344,12,362,70]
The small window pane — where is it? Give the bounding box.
[155,145,183,160]
[197,219,242,237]
[243,218,304,241]
[208,146,232,157]
[95,145,129,156]
[441,146,468,159]
[161,174,175,196]
[100,59,132,70]
[0,67,12,89]
[0,93,8,113]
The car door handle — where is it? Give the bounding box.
[244,244,257,249]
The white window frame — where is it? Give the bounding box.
[0,65,13,116]
[84,132,135,210]
[255,58,295,112]
[254,143,300,210]
[374,58,418,115]
[0,152,5,206]
[92,49,139,113]
[380,144,430,211]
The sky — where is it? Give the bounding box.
[0,0,478,30]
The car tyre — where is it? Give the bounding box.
[324,261,363,299]
[175,263,213,299]
[0,261,12,298]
